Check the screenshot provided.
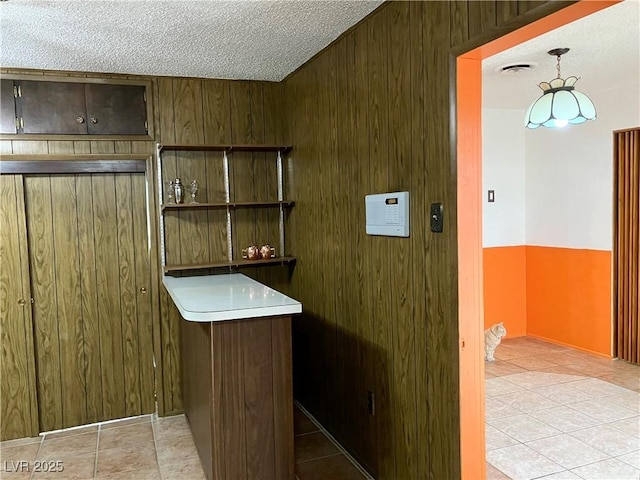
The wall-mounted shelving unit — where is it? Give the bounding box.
[156,143,295,274]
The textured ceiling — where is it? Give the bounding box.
[483,0,640,109]
[0,0,383,81]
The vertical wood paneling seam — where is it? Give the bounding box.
[47,175,66,426]
[129,174,144,408]
[72,175,90,422]
[114,174,128,414]
[14,175,38,434]
[89,174,104,419]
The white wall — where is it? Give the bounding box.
[525,82,640,250]
[482,108,526,247]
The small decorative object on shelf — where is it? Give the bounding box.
[259,244,276,259]
[242,245,260,260]
[174,178,184,204]
[189,180,199,204]
[166,180,175,204]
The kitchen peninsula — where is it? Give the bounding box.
[163,274,302,480]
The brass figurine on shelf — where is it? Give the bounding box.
[259,244,276,259]
[242,245,260,260]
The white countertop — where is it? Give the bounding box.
[162,273,302,322]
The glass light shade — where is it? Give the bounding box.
[525,76,596,129]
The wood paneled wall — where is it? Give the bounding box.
[282,1,571,478]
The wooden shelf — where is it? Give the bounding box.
[162,201,294,211]
[159,144,292,154]
[164,256,296,273]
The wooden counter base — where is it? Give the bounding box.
[180,315,294,480]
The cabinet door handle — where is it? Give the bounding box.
[76,116,85,124]
[140,287,147,294]
[17,298,26,307]
[90,117,98,124]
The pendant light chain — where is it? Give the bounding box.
[556,54,562,79]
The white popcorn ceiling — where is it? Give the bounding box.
[0,0,383,81]
[483,0,639,109]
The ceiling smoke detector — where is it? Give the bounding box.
[497,62,537,75]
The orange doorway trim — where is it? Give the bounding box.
[456,1,620,478]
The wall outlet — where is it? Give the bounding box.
[367,391,375,416]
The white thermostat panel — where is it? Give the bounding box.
[365,191,410,237]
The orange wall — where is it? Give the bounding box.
[483,247,527,337]
[526,246,612,357]
[484,246,612,356]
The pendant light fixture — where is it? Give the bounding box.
[524,48,596,129]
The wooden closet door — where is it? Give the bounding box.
[25,173,155,432]
[0,175,39,441]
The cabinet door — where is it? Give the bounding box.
[25,173,155,431]
[19,81,88,134]
[85,84,147,135]
[1,79,17,133]
[0,175,39,441]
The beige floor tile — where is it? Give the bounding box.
[525,434,608,469]
[158,454,206,480]
[296,454,365,480]
[486,444,563,480]
[99,423,154,451]
[0,470,32,479]
[567,397,637,423]
[508,356,559,370]
[485,361,528,377]
[570,457,640,479]
[609,416,640,437]
[501,372,581,389]
[569,378,632,397]
[536,471,582,479]
[295,432,340,464]
[485,378,525,397]
[540,352,584,366]
[494,390,560,413]
[32,452,95,479]
[155,432,198,464]
[488,414,561,443]
[96,444,157,477]
[97,467,161,480]
[531,383,593,405]
[600,373,640,392]
[570,424,639,456]
[616,450,640,470]
[37,432,97,461]
[485,425,519,451]
[485,397,521,421]
[1,436,42,449]
[295,410,320,435]
[0,442,42,468]
[486,461,511,480]
[529,406,600,433]
[152,415,191,439]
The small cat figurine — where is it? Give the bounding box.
[484,322,507,362]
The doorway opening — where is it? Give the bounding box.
[455,2,620,478]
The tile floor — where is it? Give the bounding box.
[485,336,640,480]
[0,404,369,480]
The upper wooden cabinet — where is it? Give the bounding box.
[2,78,149,136]
[0,80,17,134]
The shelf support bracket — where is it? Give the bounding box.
[224,151,233,263]
[277,151,285,259]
